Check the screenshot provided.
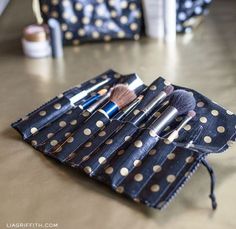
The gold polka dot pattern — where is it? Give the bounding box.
[12,71,236,210]
[39,0,142,45]
[120,167,129,176]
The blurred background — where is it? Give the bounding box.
[0,1,236,229]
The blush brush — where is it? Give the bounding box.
[148,90,196,135]
[98,84,137,119]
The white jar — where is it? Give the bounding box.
[22,24,51,58]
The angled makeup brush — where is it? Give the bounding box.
[79,88,108,110]
[69,78,111,106]
[98,84,137,119]
[166,110,196,142]
[130,85,174,126]
[148,90,196,135]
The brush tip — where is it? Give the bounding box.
[188,110,196,118]
[170,90,196,115]
[97,89,108,96]
[110,84,137,109]
[164,85,174,95]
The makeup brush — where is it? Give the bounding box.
[65,95,144,163]
[130,85,174,126]
[79,88,108,110]
[50,84,137,160]
[148,90,196,135]
[98,84,137,119]
[108,90,196,189]
[166,110,196,143]
[112,95,144,121]
[85,90,111,114]
[69,78,111,106]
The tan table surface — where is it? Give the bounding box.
[1,1,236,229]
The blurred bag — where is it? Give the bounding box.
[176,0,213,33]
[37,0,143,45]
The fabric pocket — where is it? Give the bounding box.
[27,106,84,148]
[12,96,73,140]
[78,121,140,178]
[67,119,126,166]
[38,107,90,154]
[47,111,111,162]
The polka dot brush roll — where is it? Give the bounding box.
[12,72,236,210]
[39,0,143,45]
[176,0,213,33]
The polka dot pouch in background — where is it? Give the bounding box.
[176,0,213,33]
[12,70,236,210]
[39,0,143,45]
[37,0,213,46]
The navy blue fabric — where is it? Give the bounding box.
[39,0,143,45]
[27,106,83,148]
[12,70,236,210]
[176,0,213,33]
[69,119,127,167]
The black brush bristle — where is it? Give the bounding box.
[169,90,196,115]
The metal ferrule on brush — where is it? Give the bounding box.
[149,106,179,135]
[142,91,168,114]
[99,102,119,119]
[131,90,168,126]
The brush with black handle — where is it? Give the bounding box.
[49,84,137,162]
[129,85,174,126]
[109,90,196,188]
